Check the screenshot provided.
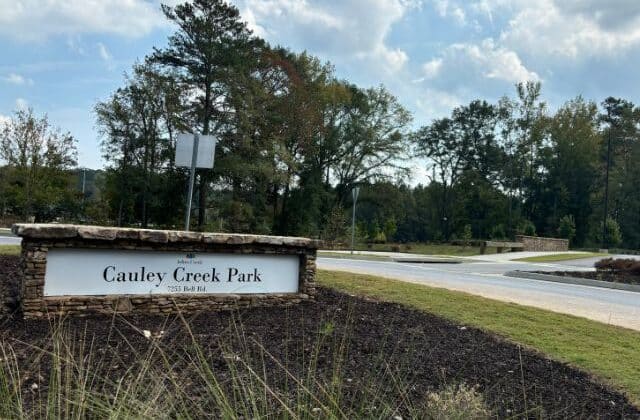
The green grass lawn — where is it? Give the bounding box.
[0,245,20,256]
[318,270,640,406]
[513,252,607,263]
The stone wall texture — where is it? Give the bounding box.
[12,224,320,319]
[515,235,569,252]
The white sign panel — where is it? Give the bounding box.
[44,249,299,296]
[175,133,216,168]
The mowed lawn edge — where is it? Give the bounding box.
[318,269,640,406]
[0,245,20,256]
[513,252,607,262]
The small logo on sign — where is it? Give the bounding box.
[177,253,202,265]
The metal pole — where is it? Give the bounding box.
[81,168,86,196]
[351,187,359,255]
[185,133,199,231]
[602,114,612,250]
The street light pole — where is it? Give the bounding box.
[351,186,360,255]
[602,112,612,250]
[184,132,199,232]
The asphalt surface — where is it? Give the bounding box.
[2,235,637,329]
[0,236,20,245]
[318,256,640,331]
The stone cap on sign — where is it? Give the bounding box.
[12,224,322,249]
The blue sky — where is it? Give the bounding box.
[2,0,640,172]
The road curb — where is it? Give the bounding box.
[391,257,462,264]
[505,270,640,293]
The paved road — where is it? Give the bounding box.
[0,236,20,245]
[318,257,640,331]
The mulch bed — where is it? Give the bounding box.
[0,255,638,418]
[534,270,640,285]
[0,255,20,311]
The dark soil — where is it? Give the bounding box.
[535,270,640,285]
[0,255,638,418]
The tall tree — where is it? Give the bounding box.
[332,85,412,204]
[150,0,263,228]
[599,97,640,248]
[541,97,600,244]
[0,109,78,221]
[498,82,547,223]
[95,63,185,227]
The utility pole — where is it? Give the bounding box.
[602,110,612,250]
[81,168,86,197]
[185,133,199,231]
[351,186,360,255]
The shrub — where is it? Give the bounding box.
[461,224,473,247]
[390,244,401,252]
[383,218,397,241]
[425,384,491,420]
[595,257,640,275]
[373,231,387,243]
[628,262,640,276]
[489,224,506,240]
[594,217,623,248]
[595,257,614,271]
[517,220,536,236]
[557,215,576,243]
[322,206,348,247]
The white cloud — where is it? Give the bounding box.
[97,42,115,70]
[421,39,538,85]
[0,0,166,41]
[245,0,342,30]
[432,0,466,25]
[15,98,28,111]
[464,0,640,59]
[3,72,33,85]
[97,43,112,62]
[422,58,443,79]
[66,36,86,55]
[416,88,463,119]
[238,0,416,73]
[239,6,267,38]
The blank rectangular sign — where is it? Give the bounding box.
[44,249,300,296]
[175,133,216,168]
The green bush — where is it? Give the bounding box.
[517,220,536,236]
[461,224,473,246]
[489,224,506,240]
[557,215,576,243]
[595,217,622,248]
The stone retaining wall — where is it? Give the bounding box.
[515,235,569,252]
[13,224,320,318]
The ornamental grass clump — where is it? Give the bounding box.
[0,309,496,419]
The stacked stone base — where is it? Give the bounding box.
[27,293,312,318]
[14,224,319,319]
[515,235,569,252]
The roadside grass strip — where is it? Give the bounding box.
[318,270,640,406]
[512,252,607,263]
[0,246,20,256]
